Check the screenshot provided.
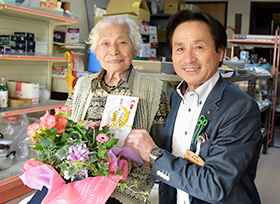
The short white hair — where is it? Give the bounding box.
[87,15,142,53]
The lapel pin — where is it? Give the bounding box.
[207,110,212,115]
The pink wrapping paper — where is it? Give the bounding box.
[20,157,129,204]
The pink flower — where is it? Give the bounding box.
[85,121,101,130]
[55,105,70,113]
[56,118,68,134]
[92,121,101,127]
[27,123,40,136]
[39,110,51,129]
[96,133,109,143]
[60,105,70,112]
[45,115,57,129]
[26,123,41,144]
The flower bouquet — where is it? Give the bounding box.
[19,106,143,204]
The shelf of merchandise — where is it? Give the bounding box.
[0,100,65,117]
[0,54,74,61]
[0,3,79,90]
[227,26,280,153]
[0,100,65,203]
[0,3,79,24]
[0,3,78,202]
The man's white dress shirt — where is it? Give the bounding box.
[172,71,220,204]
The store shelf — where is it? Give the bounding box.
[225,74,255,82]
[227,26,280,153]
[0,4,75,202]
[227,39,278,46]
[0,3,78,25]
[146,73,181,82]
[53,42,87,50]
[150,13,171,18]
[0,159,27,183]
[0,53,75,62]
[260,104,271,113]
[0,100,65,117]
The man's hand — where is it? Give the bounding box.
[123,129,158,162]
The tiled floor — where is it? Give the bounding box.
[5,129,280,204]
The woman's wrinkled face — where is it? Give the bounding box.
[96,24,136,73]
[171,20,224,91]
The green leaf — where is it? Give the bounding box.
[68,165,77,177]
[88,154,98,162]
[101,126,110,135]
[56,148,67,160]
[115,168,122,176]
[97,142,106,151]
[33,143,44,151]
[98,150,110,160]
[44,128,57,137]
[39,137,52,147]
[68,120,76,125]
[104,138,118,149]
[59,162,68,170]
[98,160,109,170]
[61,132,71,143]
[135,180,138,189]
[118,183,127,192]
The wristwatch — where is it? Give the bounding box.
[149,147,163,166]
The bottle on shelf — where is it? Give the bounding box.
[0,77,8,110]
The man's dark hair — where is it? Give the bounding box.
[165,10,227,66]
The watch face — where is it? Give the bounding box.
[151,148,163,157]
[150,148,163,165]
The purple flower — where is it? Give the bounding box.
[67,143,92,162]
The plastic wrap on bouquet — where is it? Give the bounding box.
[20,147,142,204]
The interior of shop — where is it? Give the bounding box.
[1,0,280,203]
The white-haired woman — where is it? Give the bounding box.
[68,15,169,204]
[27,15,168,204]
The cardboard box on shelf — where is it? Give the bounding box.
[94,14,142,27]
[14,32,35,41]
[150,34,158,47]
[137,43,150,57]
[149,24,157,34]
[158,30,166,42]
[141,21,149,35]
[62,1,71,12]
[180,3,200,11]
[8,98,32,108]
[164,0,184,14]
[141,35,150,43]
[40,1,63,12]
[106,0,150,22]
[7,81,39,104]
[132,60,161,73]
[54,25,80,44]
[150,48,157,58]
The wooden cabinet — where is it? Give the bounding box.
[0,3,79,202]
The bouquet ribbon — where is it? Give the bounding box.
[20,147,142,204]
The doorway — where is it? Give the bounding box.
[250,2,280,64]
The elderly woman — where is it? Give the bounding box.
[27,15,168,204]
[66,15,168,204]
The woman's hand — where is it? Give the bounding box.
[123,129,158,162]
